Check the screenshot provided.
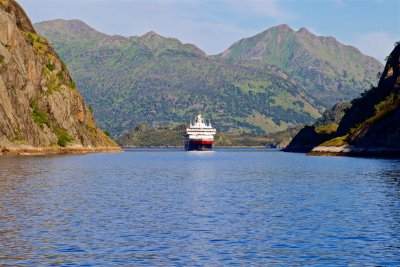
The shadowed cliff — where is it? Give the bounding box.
[285,42,400,156]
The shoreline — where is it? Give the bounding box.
[0,145,123,156]
[122,145,270,149]
[307,145,400,157]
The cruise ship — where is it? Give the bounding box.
[184,114,217,151]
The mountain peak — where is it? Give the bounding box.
[217,23,382,107]
[275,24,291,30]
[297,27,312,35]
[61,19,92,31]
[265,24,294,34]
[298,27,310,33]
[141,31,164,40]
[35,19,97,35]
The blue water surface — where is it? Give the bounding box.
[0,149,399,266]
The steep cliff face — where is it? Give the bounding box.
[0,0,120,154]
[337,44,400,136]
[286,42,400,156]
[342,43,400,150]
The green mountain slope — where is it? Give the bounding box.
[34,20,381,137]
[217,24,383,107]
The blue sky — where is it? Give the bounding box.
[19,0,399,62]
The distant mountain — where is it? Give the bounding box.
[35,20,381,137]
[0,1,119,155]
[217,24,383,107]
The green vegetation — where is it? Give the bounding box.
[365,94,400,125]
[315,103,351,127]
[315,122,338,134]
[235,81,271,94]
[31,100,50,126]
[9,83,16,93]
[46,74,62,94]
[214,132,268,147]
[31,90,75,147]
[285,101,353,151]
[288,42,400,151]
[56,70,63,79]
[117,123,300,147]
[117,124,186,147]
[374,93,400,114]
[12,131,26,144]
[320,136,348,147]
[67,80,76,89]
[0,54,4,65]
[54,127,74,147]
[35,20,381,137]
[42,53,76,92]
[22,31,48,54]
[216,24,382,108]
[61,60,67,71]
[263,126,304,147]
[339,93,400,140]
[46,63,56,71]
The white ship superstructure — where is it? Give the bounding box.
[184,114,217,151]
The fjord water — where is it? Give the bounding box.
[1,149,399,266]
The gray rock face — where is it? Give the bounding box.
[0,0,119,153]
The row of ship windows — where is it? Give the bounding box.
[187,131,216,133]
[187,129,216,131]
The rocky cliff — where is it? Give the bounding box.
[286,42,400,156]
[0,0,120,155]
[325,42,400,155]
[283,103,350,152]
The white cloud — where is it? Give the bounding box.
[350,32,398,62]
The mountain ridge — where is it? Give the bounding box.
[36,20,382,62]
[219,24,379,64]
[34,19,382,137]
[217,24,383,107]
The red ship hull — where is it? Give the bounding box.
[184,138,213,151]
[189,140,213,145]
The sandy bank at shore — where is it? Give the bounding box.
[308,145,400,157]
[0,145,123,156]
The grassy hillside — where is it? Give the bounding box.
[116,124,298,148]
[218,24,383,108]
[35,20,381,137]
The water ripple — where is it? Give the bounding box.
[0,151,400,266]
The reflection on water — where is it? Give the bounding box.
[0,151,400,266]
